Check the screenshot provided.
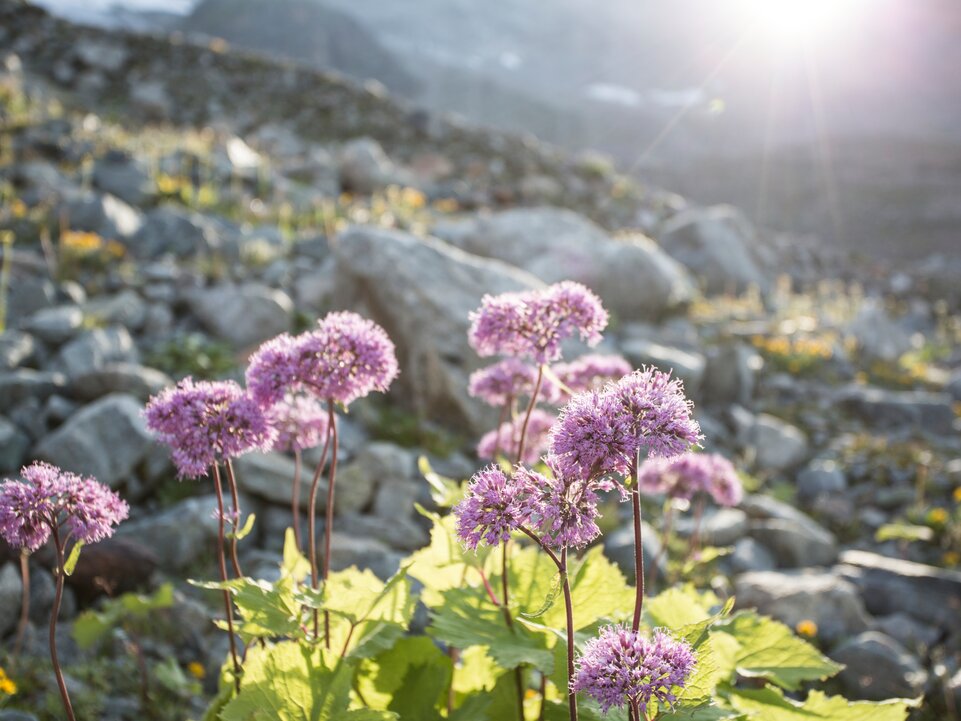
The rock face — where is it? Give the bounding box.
[742,494,838,567]
[836,550,961,630]
[331,226,541,431]
[117,495,223,570]
[832,632,929,701]
[434,207,694,320]
[33,393,154,488]
[837,386,957,436]
[734,570,870,643]
[745,413,809,472]
[188,283,293,348]
[52,326,140,379]
[657,205,769,294]
[702,343,761,407]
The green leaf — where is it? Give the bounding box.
[220,641,397,721]
[323,566,415,659]
[727,685,915,721]
[718,613,843,691]
[428,586,553,671]
[228,513,256,541]
[72,583,176,649]
[645,586,721,630]
[406,510,492,607]
[357,637,452,715]
[875,523,933,543]
[282,528,311,583]
[418,456,463,508]
[63,540,84,576]
[541,547,634,631]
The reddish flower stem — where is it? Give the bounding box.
[49,527,76,721]
[13,550,29,661]
[222,461,244,578]
[213,467,242,692]
[291,448,302,550]
[308,409,334,638]
[322,400,339,649]
[630,456,645,633]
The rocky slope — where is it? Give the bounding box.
[0,1,960,719]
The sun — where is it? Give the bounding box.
[735,0,866,46]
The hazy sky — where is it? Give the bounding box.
[34,0,193,14]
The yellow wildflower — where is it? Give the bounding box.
[795,620,818,638]
[927,508,949,526]
[186,661,206,680]
[0,667,16,696]
[953,487,961,504]
[10,198,27,218]
[944,551,960,567]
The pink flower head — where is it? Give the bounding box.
[613,367,702,460]
[144,378,274,478]
[246,311,398,408]
[573,626,696,715]
[468,281,608,364]
[476,408,556,466]
[554,353,632,399]
[0,462,128,552]
[637,452,742,506]
[453,466,537,550]
[266,395,330,452]
[515,460,605,549]
[469,358,560,407]
[548,390,635,480]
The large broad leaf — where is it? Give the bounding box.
[322,566,416,659]
[429,586,554,671]
[357,636,452,718]
[727,685,915,721]
[73,583,175,649]
[418,456,464,509]
[406,510,493,607]
[645,586,722,630]
[219,641,396,721]
[717,613,843,691]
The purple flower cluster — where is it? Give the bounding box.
[246,311,398,408]
[454,466,539,550]
[476,408,555,466]
[637,453,742,507]
[144,378,273,478]
[266,395,330,453]
[515,462,607,549]
[572,626,696,714]
[554,354,632,398]
[0,462,128,552]
[549,368,702,484]
[468,282,608,364]
[469,359,559,407]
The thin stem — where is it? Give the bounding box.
[308,410,334,639]
[322,399,339,649]
[447,647,460,716]
[213,466,242,692]
[561,548,578,721]
[13,551,29,660]
[49,528,76,721]
[292,448,303,550]
[501,542,512,622]
[223,460,244,578]
[537,673,547,721]
[515,365,544,464]
[631,460,645,633]
[477,568,502,607]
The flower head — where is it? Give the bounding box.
[266,395,330,452]
[554,354,632,398]
[469,359,560,407]
[549,390,635,480]
[144,378,273,478]
[0,462,128,552]
[637,453,742,506]
[613,367,702,460]
[454,466,537,549]
[246,312,398,407]
[477,408,556,466]
[469,281,608,364]
[573,626,696,714]
[515,460,605,549]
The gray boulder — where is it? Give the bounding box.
[0,562,22,638]
[63,190,143,240]
[735,570,870,643]
[117,495,222,570]
[335,442,416,515]
[20,305,84,345]
[621,338,706,397]
[68,363,172,402]
[132,206,224,259]
[836,550,961,630]
[331,226,541,431]
[703,343,761,407]
[434,207,694,320]
[0,331,36,370]
[658,205,769,294]
[51,326,140,379]
[837,385,956,436]
[188,283,293,348]
[0,415,30,472]
[742,494,837,567]
[33,393,153,488]
[675,508,748,546]
[603,521,664,583]
[796,458,847,504]
[83,290,148,331]
[0,369,66,410]
[845,299,914,362]
[92,150,154,207]
[746,413,808,471]
[729,537,776,574]
[338,137,406,194]
[832,632,928,701]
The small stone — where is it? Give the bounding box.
[832,632,929,701]
[0,562,23,637]
[52,326,140,379]
[874,613,941,653]
[749,414,808,472]
[188,283,293,348]
[0,331,36,370]
[703,343,761,407]
[621,339,706,397]
[116,495,223,570]
[0,369,66,409]
[796,458,847,504]
[68,363,172,402]
[0,415,29,472]
[729,537,776,574]
[20,305,83,344]
[603,522,663,583]
[675,508,748,546]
